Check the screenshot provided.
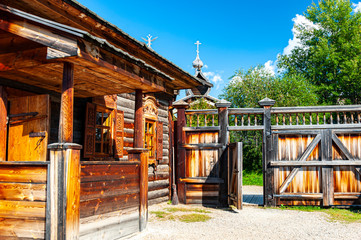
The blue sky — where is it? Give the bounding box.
[75,0,335,99]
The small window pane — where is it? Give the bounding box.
[95,128,102,141]
[96,112,102,125]
[103,129,110,141]
[95,142,101,153]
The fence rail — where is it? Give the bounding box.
[184,104,361,131]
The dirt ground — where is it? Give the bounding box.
[130,186,361,240]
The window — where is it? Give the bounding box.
[145,119,156,159]
[143,96,163,165]
[95,106,113,156]
[84,101,124,160]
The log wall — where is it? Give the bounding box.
[79,162,140,239]
[117,93,170,205]
[0,163,48,239]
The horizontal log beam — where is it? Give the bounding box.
[228,126,264,131]
[273,193,323,200]
[183,126,220,132]
[270,160,361,167]
[0,17,78,55]
[182,143,223,150]
[272,124,361,131]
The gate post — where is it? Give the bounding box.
[173,100,189,204]
[216,99,231,206]
[259,98,275,207]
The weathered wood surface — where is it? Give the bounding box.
[0,164,47,239]
[185,132,219,178]
[58,62,74,143]
[79,211,139,240]
[80,163,140,219]
[185,184,219,205]
[0,86,7,161]
[8,94,50,161]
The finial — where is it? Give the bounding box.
[142,34,158,48]
[192,40,203,72]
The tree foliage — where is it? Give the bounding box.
[220,66,318,172]
[278,0,361,104]
[220,66,318,108]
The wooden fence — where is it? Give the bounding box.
[175,98,361,207]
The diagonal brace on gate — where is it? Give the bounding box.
[331,133,361,176]
[279,134,322,194]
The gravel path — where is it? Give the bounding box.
[130,186,361,240]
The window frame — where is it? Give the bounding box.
[94,105,114,157]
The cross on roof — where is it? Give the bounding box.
[142,34,158,48]
[195,40,201,56]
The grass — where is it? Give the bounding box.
[177,213,212,223]
[279,205,361,223]
[165,207,211,213]
[151,207,212,223]
[150,211,169,219]
[243,171,263,186]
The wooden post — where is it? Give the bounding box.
[47,143,82,240]
[59,62,74,143]
[133,89,144,148]
[321,129,334,206]
[0,86,7,161]
[173,100,189,204]
[216,100,231,206]
[128,148,149,231]
[259,98,276,207]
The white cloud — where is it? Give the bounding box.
[353,2,361,12]
[264,60,276,76]
[203,71,223,90]
[283,14,320,55]
[203,64,209,69]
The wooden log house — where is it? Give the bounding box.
[0,1,211,239]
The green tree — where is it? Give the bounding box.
[220,66,318,172]
[278,0,361,104]
[221,66,318,108]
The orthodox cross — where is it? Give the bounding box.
[195,40,201,56]
[142,34,158,48]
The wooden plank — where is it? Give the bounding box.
[79,212,139,240]
[0,183,46,201]
[0,218,45,239]
[321,129,334,206]
[80,180,139,201]
[0,47,49,71]
[0,165,47,183]
[273,193,323,200]
[80,164,139,182]
[272,124,361,130]
[183,143,223,150]
[183,126,220,132]
[0,200,45,219]
[0,86,7,161]
[270,160,361,166]
[0,17,78,55]
[179,177,224,184]
[332,133,361,175]
[278,134,321,194]
[80,192,140,218]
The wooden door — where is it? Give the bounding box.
[7,95,50,161]
[228,142,243,209]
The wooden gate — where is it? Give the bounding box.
[271,129,361,206]
[228,142,242,209]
